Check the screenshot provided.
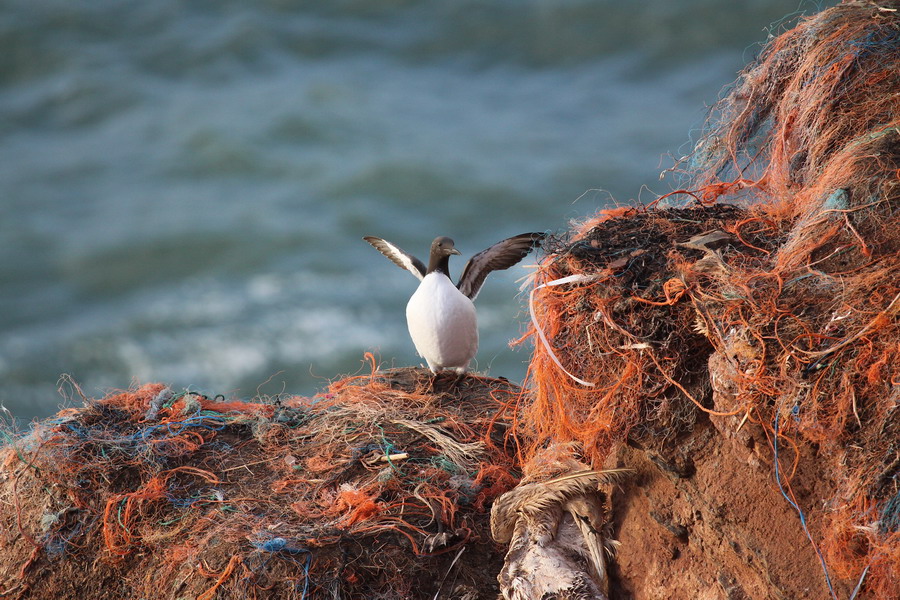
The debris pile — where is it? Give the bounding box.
[0,364,522,599]
[524,1,898,596]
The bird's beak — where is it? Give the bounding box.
[450,248,461,255]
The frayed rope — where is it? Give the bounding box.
[529,273,605,387]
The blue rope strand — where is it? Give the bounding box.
[251,537,311,599]
[773,408,838,600]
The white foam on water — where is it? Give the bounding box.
[0,0,832,420]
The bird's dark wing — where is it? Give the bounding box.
[363,236,427,281]
[457,232,546,300]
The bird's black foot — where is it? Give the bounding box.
[422,369,471,394]
[437,370,469,392]
[448,371,467,388]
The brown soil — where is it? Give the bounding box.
[608,418,854,600]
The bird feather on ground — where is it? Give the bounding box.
[490,444,628,600]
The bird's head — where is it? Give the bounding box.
[431,236,461,257]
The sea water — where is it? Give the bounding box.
[0,0,833,420]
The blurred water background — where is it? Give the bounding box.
[1,0,833,421]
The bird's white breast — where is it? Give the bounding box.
[406,272,478,372]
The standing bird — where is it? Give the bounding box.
[363,233,545,374]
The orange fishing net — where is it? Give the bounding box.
[1,364,521,598]
[523,2,898,595]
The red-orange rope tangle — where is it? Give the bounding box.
[645,350,744,418]
[629,277,689,307]
[197,554,243,600]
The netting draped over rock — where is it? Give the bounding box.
[0,364,522,599]
[520,204,777,457]
[523,2,898,596]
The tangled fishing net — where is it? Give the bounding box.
[2,2,898,599]
[522,1,898,596]
[0,362,522,598]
